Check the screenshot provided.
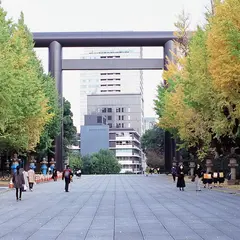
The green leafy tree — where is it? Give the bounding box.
[92,149,121,174]
[63,98,77,150]
[82,155,94,174]
[0,9,53,154]
[81,150,121,174]
[141,126,164,155]
[35,74,60,159]
[146,150,164,169]
[69,152,82,171]
[63,98,77,162]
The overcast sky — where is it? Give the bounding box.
[2,0,210,131]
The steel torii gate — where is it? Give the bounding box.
[33,31,176,171]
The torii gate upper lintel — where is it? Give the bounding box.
[33,31,176,171]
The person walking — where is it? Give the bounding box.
[171,166,177,182]
[76,169,82,178]
[62,165,73,192]
[177,164,186,191]
[194,164,203,192]
[52,169,58,181]
[13,166,25,201]
[28,167,36,191]
[21,169,29,191]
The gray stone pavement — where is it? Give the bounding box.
[0,175,240,240]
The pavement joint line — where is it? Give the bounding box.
[27,176,101,240]
[125,176,190,240]
[0,189,70,239]
[131,176,240,240]
[113,176,116,240]
[157,175,240,217]
[154,179,240,238]
[1,175,240,240]
[119,176,145,240]
[83,176,112,240]
[55,175,110,240]
[0,176,99,240]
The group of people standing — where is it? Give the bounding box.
[171,164,225,192]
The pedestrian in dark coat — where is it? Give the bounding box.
[177,164,185,191]
[13,166,25,201]
[62,165,73,192]
[52,169,58,181]
[171,166,177,182]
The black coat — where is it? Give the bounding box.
[194,166,203,178]
[177,166,186,188]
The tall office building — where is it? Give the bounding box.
[144,117,157,132]
[80,114,142,173]
[79,47,143,127]
[87,93,144,136]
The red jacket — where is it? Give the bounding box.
[62,169,73,179]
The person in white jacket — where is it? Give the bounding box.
[28,167,36,191]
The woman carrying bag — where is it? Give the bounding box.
[13,166,25,201]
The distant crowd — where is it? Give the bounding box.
[12,165,82,201]
[144,164,225,192]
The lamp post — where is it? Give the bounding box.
[29,155,37,171]
[40,158,48,175]
[11,153,20,174]
[49,158,56,172]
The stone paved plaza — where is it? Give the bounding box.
[0,175,240,240]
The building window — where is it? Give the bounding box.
[116,123,121,128]
[97,116,102,123]
[108,123,112,128]
[122,108,124,112]
[122,115,124,120]
[107,108,112,113]
[128,123,131,128]
[128,115,131,120]
[108,116,112,120]
[102,108,106,113]
[128,108,131,112]
[103,118,106,125]
[118,115,121,120]
[122,123,125,128]
[116,108,121,113]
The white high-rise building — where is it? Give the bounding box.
[79,47,143,128]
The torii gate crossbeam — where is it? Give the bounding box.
[33,31,176,172]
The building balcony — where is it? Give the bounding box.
[116,152,133,157]
[116,136,132,141]
[115,152,141,158]
[115,136,140,143]
[116,144,132,149]
[118,160,141,165]
[119,167,142,174]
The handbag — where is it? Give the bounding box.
[21,184,27,191]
